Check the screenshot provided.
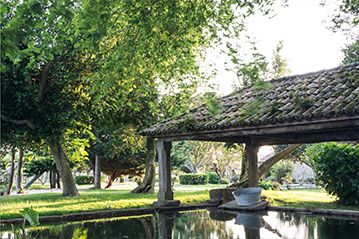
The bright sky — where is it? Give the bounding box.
[205,0,352,95]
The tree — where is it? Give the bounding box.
[1,0,94,196]
[2,0,275,196]
[271,41,290,78]
[342,38,359,64]
[307,143,359,205]
[16,148,24,194]
[132,138,156,193]
[231,144,300,188]
[323,0,358,64]
[5,149,15,195]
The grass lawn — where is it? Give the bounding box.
[1,186,358,220]
[263,188,359,211]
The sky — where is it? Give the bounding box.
[204,0,352,95]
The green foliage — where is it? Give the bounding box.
[207,172,221,184]
[179,174,209,185]
[219,179,229,184]
[308,143,359,205]
[267,160,294,184]
[271,41,290,78]
[1,0,275,191]
[171,141,193,170]
[20,207,40,226]
[24,154,55,176]
[203,92,222,116]
[324,0,359,31]
[259,180,274,190]
[274,144,308,164]
[342,38,359,64]
[75,175,94,185]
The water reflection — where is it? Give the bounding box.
[1,210,359,239]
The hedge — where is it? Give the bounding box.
[310,143,359,205]
[179,174,209,185]
[75,175,94,185]
[207,172,220,184]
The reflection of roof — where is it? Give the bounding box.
[143,63,359,138]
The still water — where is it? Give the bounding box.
[1,209,359,239]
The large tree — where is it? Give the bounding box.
[1,0,274,196]
[1,0,91,196]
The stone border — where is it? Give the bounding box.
[2,202,358,227]
[268,206,359,219]
[0,202,216,225]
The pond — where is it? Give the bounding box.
[1,209,359,239]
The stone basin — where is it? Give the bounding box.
[232,187,262,206]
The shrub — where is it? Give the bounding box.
[179,174,209,185]
[272,181,281,190]
[308,143,359,205]
[219,179,229,184]
[259,180,274,190]
[207,172,220,184]
[268,161,294,184]
[75,175,94,185]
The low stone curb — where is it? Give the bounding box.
[0,202,216,225]
[268,206,359,218]
[2,203,358,226]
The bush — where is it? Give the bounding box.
[219,179,229,184]
[259,180,274,190]
[309,143,359,205]
[75,175,94,185]
[207,172,220,184]
[268,161,294,184]
[179,174,209,185]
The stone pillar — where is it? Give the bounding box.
[154,139,180,207]
[246,142,259,187]
[157,212,175,239]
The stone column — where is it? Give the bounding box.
[246,142,259,187]
[154,139,180,207]
[157,212,175,239]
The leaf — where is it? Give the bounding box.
[20,207,40,226]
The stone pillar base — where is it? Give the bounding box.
[153,200,181,208]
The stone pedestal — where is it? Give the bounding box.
[153,200,180,208]
[209,188,236,203]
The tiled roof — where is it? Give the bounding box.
[143,63,359,136]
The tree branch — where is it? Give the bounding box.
[36,62,53,103]
[1,115,36,129]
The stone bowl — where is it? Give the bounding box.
[232,187,262,206]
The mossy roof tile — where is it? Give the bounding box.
[143,63,359,136]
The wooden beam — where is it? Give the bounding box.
[155,128,359,145]
[152,117,359,142]
[246,142,259,187]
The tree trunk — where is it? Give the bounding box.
[16,148,24,194]
[47,139,79,196]
[56,170,61,189]
[230,144,301,188]
[93,155,101,189]
[258,144,301,178]
[239,149,248,180]
[132,138,156,194]
[105,171,116,189]
[50,170,56,188]
[24,173,44,190]
[6,149,16,195]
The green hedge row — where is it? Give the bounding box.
[179,173,229,185]
[179,174,209,185]
[75,175,94,185]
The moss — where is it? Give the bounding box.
[293,94,313,110]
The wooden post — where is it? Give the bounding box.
[246,142,259,187]
[155,139,180,207]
